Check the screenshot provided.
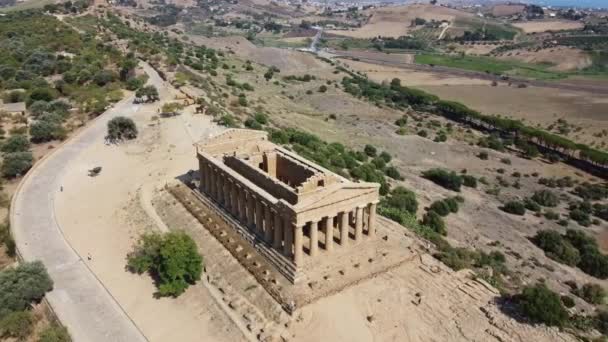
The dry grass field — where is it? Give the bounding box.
[419,83,608,146]
[491,4,526,17]
[326,4,473,38]
[496,46,592,71]
[513,20,585,33]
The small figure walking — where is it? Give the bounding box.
[87,253,92,261]
[60,186,63,192]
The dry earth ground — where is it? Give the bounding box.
[326,4,473,39]
[496,46,592,71]
[418,83,608,146]
[491,4,526,17]
[513,20,585,33]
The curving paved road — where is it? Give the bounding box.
[10,63,164,342]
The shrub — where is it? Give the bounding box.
[434,132,447,142]
[422,168,462,192]
[462,175,477,188]
[1,135,30,153]
[395,116,407,127]
[444,197,460,213]
[107,117,137,142]
[574,283,605,305]
[532,230,580,266]
[531,190,559,207]
[379,151,392,163]
[518,283,568,327]
[561,295,575,308]
[524,199,541,212]
[570,209,591,227]
[1,152,33,178]
[0,311,33,340]
[30,120,65,143]
[29,100,50,117]
[429,200,451,217]
[0,261,53,318]
[500,200,526,216]
[244,118,262,130]
[384,166,402,180]
[127,231,203,297]
[544,210,559,220]
[364,144,376,157]
[417,129,428,138]
[422,211,446,235]
[254,112,268,125]
[382,186,418,214]
[38,324,71,342]
[318,85,327,93]
[217,114,237,128]
[478,151,489,160]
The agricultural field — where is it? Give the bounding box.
[513,20,585,33]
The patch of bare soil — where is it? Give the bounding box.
[417,83,608,145]
[497,46,592,71]
[185,34,328,73]
[513,20,585,33]
[492,4,526,17]
[327,3,473,38]
[339,59,490,86]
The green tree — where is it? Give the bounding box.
[127,231,203,297]
[1,135,30,153]
[0,261,53,318]
[1,152,33,178]
[518,283,568,327]
[106,117,138,142]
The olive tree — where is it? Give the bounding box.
[107,117,138,142]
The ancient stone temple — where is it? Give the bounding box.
[196,129,380,277]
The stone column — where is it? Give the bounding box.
[223,175,232,211]
[283,220,293,258]
[247,192,255,230]
[217,173,224,205]
[309,220,319,257]
[255,199,264,236]
[198,157,206,192]
[323,216,333,252]
[368,202,377,237]
[239,189,247,223]
[208,167,215,199]
[264,204,273,243]
[231,182,239,218]
[294,224,303,266]
[273,212,283,250]
[339,211,349,246]
[355,206,364,242]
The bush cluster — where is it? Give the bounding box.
[422,168,462,192]
[533,229,608,279]
[0,261,53,319]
